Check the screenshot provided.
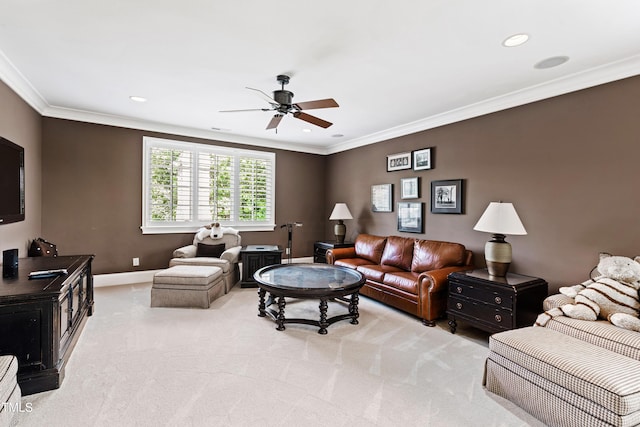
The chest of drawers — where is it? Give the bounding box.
[447,269,547,334]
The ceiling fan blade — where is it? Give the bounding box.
[266,114,284,130]
[294,98,339,110]
[293,112,333,128]
[219,108,271,113]
[246,87,279,106]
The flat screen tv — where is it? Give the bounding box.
[0,137,25,225]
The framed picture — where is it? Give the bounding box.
[371,184,393,212]
[387,152,411,172]
[413,147,433,171]
[397,202,423,233]
[401,177,419,199]
[431,179,463,214]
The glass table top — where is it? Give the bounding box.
[254,263,364,291]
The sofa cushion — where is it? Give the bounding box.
[357,264,404,283]
[354,234,387,264]
[545,317,640,361]
[383,271,420,294]
[411,240,466,273]
[381,236,414,271]
[335,258,372,270]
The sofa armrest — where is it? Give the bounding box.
[418,266,475,295]
[326,247,357,264]
[221,245,241,263]
[543,293,574,311]
[173,244,197,258]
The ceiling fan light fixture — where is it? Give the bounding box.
[302,128,312,133]
[502,33,529,47]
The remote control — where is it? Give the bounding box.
[28,269,68,279]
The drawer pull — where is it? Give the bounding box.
[494,296,502,304]
[456,286,463,294]
[456,302,463,310]
[495,314,502,323]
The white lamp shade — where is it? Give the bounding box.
[473,202,527,235]
[329,203,353,220]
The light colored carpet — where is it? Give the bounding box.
[16,283,545,427]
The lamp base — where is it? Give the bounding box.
[484,234,512,277]
[334,221,346,244]
[486,261,510,277]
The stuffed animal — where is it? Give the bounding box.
[535,253,640,331]
[195,222,239,241]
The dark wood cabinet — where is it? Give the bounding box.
[447,269,547,334]
[0,255,94,395]
[240,245,283,288]
[313,241,354,263]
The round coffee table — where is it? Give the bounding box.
[253,263,365,334]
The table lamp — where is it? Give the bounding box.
[329,203,353,244]
[473,202,527,277]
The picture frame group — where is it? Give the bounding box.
[386,147,434,172]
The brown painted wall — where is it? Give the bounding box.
[41,119,326,274]
[0,81,42,258]
[327,75,640,291]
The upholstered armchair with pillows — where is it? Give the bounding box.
[170,231,241,292]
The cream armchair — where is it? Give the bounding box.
[170,232,241,292]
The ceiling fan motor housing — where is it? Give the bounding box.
[273,90,294,110]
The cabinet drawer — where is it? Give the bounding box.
[449,280,513,308]
[448,295,514,329]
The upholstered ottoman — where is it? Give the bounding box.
[0,355,20,427]
[151,265,224,308]
[485,326,640,427]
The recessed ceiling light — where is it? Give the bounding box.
[331,134,344,138]
[211,127,231,132]
[503,33,529,47]
[302,128,312,133]
[129,96,147,103]
[534,56,570,69]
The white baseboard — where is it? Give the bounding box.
[94,270,161,288]
[94,256,316,287]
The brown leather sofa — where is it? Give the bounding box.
[327,234,473,326]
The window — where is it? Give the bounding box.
[142,136,275,234]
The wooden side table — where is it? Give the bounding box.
[447,269,548,334]
[240,245,283,288]
[313,241,354,263]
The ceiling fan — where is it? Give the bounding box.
[220,75,339,131]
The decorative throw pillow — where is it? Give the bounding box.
[196,243,226,258]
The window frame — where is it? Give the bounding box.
[142,136,276,234]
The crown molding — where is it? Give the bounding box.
[0,49,48,113]
[2,47,639,156]
[325,54,640,154]
[40,105,329,155]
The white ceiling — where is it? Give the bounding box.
[1,1,639,155]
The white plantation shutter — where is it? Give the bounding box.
[142,136,276,234]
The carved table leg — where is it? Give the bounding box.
[258,288,266,317]
[276,296,286,331]
[318,298,329,334]
[349,292,360,325]
[448,318,457,334]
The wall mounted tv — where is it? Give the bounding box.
[0,136,25,225]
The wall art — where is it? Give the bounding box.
[397,202,423,233]
[413,147,433,171]
[431,179,463,214]
[401,177,419,199]
[386,152,411,172]
[371,184,393,212]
